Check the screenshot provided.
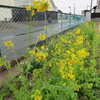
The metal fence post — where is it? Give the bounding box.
[69,14,71,29]
[44,12,47,43]
[0,42,2,69]
[61,12,63,34]
[74,15,76,27]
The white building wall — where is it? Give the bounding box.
[47,0,57,11]
[95,0,100,13]
[95,9,100,13]
[14,0,58,11]
[0,0,14,6]
[0,0,15,21]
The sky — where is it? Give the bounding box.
[53,0,97,15]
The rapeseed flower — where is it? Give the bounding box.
[26,6,31,11]
[36,89,41,94]
[32,1,38,5]
[4,41,14,47]
[31,10,35,16]
[44,27,50,30]
[40,45,45,50]
[62,82,66,86]
[35,95,42,100]
[30,51,36,55]
[48,63,52,66]
[35,52,48,61]
[33,0,50,12]
[37,33,46,41]
[31,89,42,100]
[75,28,81,34]
[77,48,89,58]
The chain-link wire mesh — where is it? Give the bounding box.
[0,5,85,70]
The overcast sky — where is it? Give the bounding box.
[53,0,97,15]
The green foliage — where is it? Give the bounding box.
[0,21,100,100]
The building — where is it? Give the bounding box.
[95,0,100,13]
[90,0,100,22]
[14,0,58,11]
[0,0,15,21]
[13,0,58,24]
[0,0,58,24]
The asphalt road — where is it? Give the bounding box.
[0,19,84,62]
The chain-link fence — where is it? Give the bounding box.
[0,5,85,70]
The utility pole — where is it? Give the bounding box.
[74,3,75,14]
[69,6,71,14]
[90,0,93,12]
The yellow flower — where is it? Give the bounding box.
[31,94,34,98]
[30,51,36,55]
[35,95,42,100]
[40,45,45,50]
[75,28,81,34]
[37,33,46,41]
[68,73,75,79]
[36,89,41,94]
[4,41,14,47]
[35,52,48,61]
[32,1,38,5]
[89,67,94,70]
[69,70,73,74]
[79,61,84,65]
[66,50,71,55]
[70,48,74,52]
[61,38,68,43]
[48,63,52,66]
[68,61,72,66]
[62,75,68,79]
[31,10,35,16]
[77,48,89,59]
[69,66,74,70]
[80,67,83,70]
[70,58,77,64]
[26,6,31,11]
[62,82,66,86]
[44,27,50,30]
[33,0,50,12]
[32,73,36,77]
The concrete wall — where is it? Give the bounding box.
[96,9,100,13]
[91,18,100,22]
[86,11,91,21]
[20,20,58,26]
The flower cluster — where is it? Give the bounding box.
[75,28,81,34]
[0,56,6,66]
[37,33,46,41]
[4,41,14,47]
[35,52,48,61]
[33,0,50,12]
[26,0,50,16]
[31,89,42,100]
[30,50,48,61]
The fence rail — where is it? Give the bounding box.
[0,5,85,70]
